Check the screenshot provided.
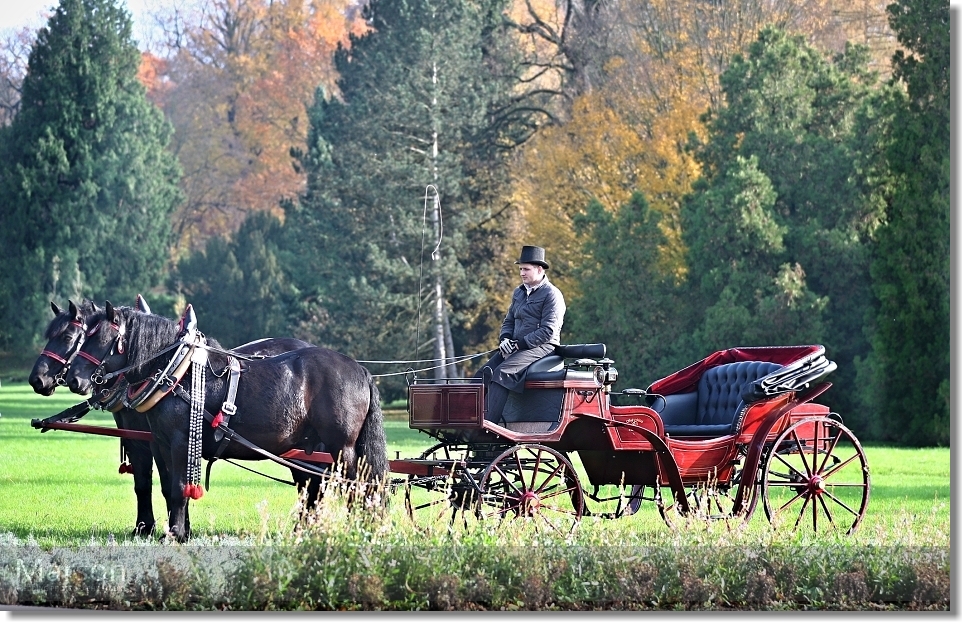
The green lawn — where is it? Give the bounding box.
[0,382,949,547]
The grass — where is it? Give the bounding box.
[0,382,950,549]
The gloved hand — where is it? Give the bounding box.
[499,338,518,357]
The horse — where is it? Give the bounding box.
[65,301,388,542]
[29,297,313,537]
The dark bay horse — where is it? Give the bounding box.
[29,298,312,537]
[66,302,388,542]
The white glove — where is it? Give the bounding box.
[499,338,518,357]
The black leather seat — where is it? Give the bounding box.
[662,360,783,437]
[501,344,607,432]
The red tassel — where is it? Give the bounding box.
[211,412,224,428]
[118,462,133,475]
[183,484,204,500]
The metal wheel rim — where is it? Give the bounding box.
[762,416,870,535]
[478,444,584,535]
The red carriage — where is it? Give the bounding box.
[400,343,870,534]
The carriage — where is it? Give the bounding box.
[29,302,870,537]
[399,342,870,535]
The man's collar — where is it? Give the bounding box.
[523,275,547,295]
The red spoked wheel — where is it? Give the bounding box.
[478,444,584,535]
[762,416,870,535]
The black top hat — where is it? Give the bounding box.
[515,245,549,269]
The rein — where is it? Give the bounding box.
[360,349,497,378]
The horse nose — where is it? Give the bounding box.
[67,376,85,394]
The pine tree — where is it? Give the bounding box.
[868,0,949,446]
[283,0,537,393]
[681,27,885,424]
[0,0,182,351]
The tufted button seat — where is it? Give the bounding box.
[663,360,783,437]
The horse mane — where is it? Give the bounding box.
[44,299,99,339]
[115,305,226,379]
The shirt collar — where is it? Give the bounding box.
[523,275,547,296]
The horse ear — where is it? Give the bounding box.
[51,301,62,316]
[68,300,80,321]
[106,300,115,322]
[136,294,151,314]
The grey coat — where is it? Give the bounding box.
[475,277,565,393]
[499,277,566,349]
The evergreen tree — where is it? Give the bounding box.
[172,211,293,348]
[283,0,539,394]
[867,0,949,446]
[0,0,182,351]
[681,28,885,425]
[566,193,690,387]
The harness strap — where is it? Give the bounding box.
[169,384,332,482]
[214,357,242,442]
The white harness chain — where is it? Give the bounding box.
[184,341,208,499]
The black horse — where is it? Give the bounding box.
[29,298,312,537]
[66,302,388,542]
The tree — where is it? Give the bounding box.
[0,0,183,352]
[172,211,293,347]
[866,0,949,446]
[283,0,542,394]
[149,0,367,254]
[681,28,885,424]
[566,193,689,387]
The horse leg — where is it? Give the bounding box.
[152,439,191,538]
[126,438,157,536]
[162,434,191,543]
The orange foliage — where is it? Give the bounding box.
[506,0,895,295]
[161,0,368,253]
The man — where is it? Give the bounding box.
[476,245,566,424]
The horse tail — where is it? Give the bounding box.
[356,373,389,485]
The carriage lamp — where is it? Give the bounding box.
[599,358,618,387]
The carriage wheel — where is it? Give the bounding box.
[762,416,870,535]
[404,443,478,528]
[477,444,584,535]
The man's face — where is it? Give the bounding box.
[519,263,544,286]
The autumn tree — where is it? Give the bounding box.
[0,0,182,352]
[149,0,367,254]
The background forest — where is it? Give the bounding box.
[0,0,948,446]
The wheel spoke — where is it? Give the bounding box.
[772,451,806,482]
[493,463,525,498]
[821,488,862,517]
[816,428,844,474]
[529,449,544,491]
[819,451,860,480]
[792,495,811,530]
[790,429,813,477]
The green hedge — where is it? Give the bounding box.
[0,537,948,611]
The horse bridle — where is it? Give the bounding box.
[75,319,126,387]
[38,319,88,386]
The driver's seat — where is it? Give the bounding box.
[500,343,607,432]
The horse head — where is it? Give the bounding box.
[65,300,132,395]
[66,300,184,395]
[29,299,98,395]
